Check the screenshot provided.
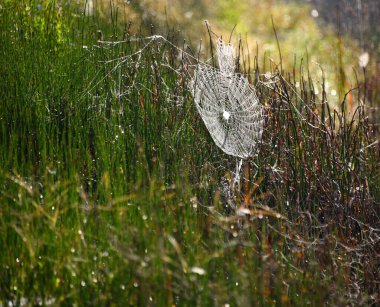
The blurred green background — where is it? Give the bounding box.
[87,0,379,110]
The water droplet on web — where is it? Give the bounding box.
[223,110,231,121]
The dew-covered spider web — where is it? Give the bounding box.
[190,39,264,186]
[83,35,270,190]
[190,39,264,159]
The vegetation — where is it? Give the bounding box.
[0,0,379,305]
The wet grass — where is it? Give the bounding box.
[0,1,379,305]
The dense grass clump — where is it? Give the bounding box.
[0,1,379,305]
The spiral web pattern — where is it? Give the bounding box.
[191,39,264,159]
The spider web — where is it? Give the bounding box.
[87,35,268,187]
[190,39,264,159]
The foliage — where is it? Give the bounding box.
[0,0,379,305]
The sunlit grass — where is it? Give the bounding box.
[0,1,379,305]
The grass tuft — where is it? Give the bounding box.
[0,1,379,305]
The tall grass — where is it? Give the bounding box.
[0,1,379,305]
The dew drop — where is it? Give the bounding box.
[223,110,231,121]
